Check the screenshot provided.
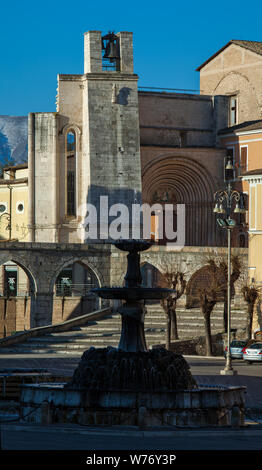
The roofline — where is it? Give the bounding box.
[196,40,262,71]
[218,120,262,136]
[0,177,28,185]
[3,163,28,171]
[196,41,234,71]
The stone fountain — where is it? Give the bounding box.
[20,240,246,427]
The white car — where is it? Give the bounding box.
[243,342,262,363]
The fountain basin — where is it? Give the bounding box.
[20,382,246,427]
[92,287,172,301]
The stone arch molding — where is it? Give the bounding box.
[142,154,216,204]
[213,71,253,94]
[61,123,82,137]
[48,257,103,293]
[0,253,38,293]
[142,154,218,246]
[213,71,261,119]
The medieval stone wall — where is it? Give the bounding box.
[138,91,229,147]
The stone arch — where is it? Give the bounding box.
[60,123,82,229]
[49,257,103,294]
[142,155,217,246]
[0,254,38,294]
[61,123,82,137]
[213,71,260,122]
[140,261,165,288]
[50,258,102,323]
[0,256,38,335]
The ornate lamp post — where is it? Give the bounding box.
[214,154,246,376]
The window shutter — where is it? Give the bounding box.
[240,147,247,173]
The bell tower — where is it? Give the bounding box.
[29,31,141,243]
[81,30,141,240]
[84,30,134,74]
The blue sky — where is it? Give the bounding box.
[1,0,262,116]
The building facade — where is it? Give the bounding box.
[4,33,262,334]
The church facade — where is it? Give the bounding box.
[25,31,232,249]
[4,31,262,332]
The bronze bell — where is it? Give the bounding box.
[103,40,118,60]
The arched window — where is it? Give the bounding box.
[66,131,76,216]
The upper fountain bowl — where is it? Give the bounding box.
[92,286,173,301]
[113,239,153,252]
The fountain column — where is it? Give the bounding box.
[118,246,147,352]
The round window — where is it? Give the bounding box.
[17,203,24,213]
[0,204,6,213]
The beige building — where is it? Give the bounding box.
[0,164,29,297]
[197,40,262,125]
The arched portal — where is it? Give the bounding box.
[141,262,164,288]
[142,156,219,246]
[0,259,37,337]
[140,262,166,305]
[53,261,100,322]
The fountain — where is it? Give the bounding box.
[20,240,246,427]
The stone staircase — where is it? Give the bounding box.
[0,303,248,356]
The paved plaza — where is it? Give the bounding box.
[1,354,262,453]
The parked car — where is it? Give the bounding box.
[243,342,262,363]
[224,340,249,359]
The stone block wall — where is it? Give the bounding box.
[0,297,31,337]
[138,92,229,147]
[52,297,99,324]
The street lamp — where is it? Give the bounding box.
[214,155,246,376]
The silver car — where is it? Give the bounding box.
[224,340,248,359]
[243,342,262,363]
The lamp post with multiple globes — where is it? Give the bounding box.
[214,154,246,375]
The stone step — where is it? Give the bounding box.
[146,305,247,311]
[0,301,248,356]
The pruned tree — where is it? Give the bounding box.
[193,255,241,356]
[198,286,217,356]
[242,284,259,340]
[160,270,187,349]
[217,255,241,333]
[206,255,241,333]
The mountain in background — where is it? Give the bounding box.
[0,116,28,169]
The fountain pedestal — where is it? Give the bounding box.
[118,301,147,352]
